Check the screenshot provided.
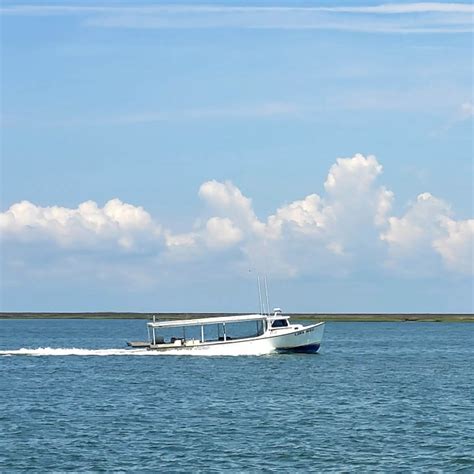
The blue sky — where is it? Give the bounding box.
[1,1,473,313]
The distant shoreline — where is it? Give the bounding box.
[0,313,473,322]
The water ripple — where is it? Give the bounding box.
[1,321,473,471]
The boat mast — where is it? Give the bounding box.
[257,275,264,315]
[152,314,156,345]
[264,276,270,316]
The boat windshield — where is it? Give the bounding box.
[271,319,289,328]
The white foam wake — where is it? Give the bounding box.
[0,346,274,357]
[0,347,149,357]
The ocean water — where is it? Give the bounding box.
[1,320,473,472]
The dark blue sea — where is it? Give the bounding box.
[1,320,473,472]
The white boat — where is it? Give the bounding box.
[127,309,325,354]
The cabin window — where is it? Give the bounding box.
[272,319,288,328]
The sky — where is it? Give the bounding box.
[1,0,473,313]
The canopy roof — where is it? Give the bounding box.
[147,313,287,329]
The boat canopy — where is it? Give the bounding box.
[147,313,287,329]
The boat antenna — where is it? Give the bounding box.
[264,275,270,316]
[257,275,264,315]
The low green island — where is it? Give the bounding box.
[0,312,472,322]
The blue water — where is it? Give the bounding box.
[1,320,473,472]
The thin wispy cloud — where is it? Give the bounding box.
[430,100,474,136]
[1,3,473,33]
[2,4,473,15]
[325,3,474,13]
[1,102,304,129]
[4,91,470,129]
[460,101,474,119]
[108,103,304,125]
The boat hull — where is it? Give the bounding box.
[276,343,321,353]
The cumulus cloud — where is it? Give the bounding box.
[198,180,263,233]
[381,193,473,274]
[381,193,450,251]
[204,217,243,249]
[434,218,474,274]
[162,214,244,257]
[267,194,326,239]
[0,198,159,250]
[268,154,389,236]
[1,154,472,282]
[324,154,382,195]
[235,154,396,278]
[323,154,394,237]
[264,154,393,267]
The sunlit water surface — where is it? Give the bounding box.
[1,320,473,472]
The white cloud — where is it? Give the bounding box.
[381,192,451,251]
[198,180,264,235]
[328,4,474,14]
[381,192,473,274]
[204,217,243,249]
[324,154,382,195]
[434,218,474,274]
[3,4,472,15]
[433,100,474,135]
[106,103,302,125]
[1,4,472,34]
[159,181,259,261]
[193,154,392,275]
[194,155,470,276]
[0,198,159,250]
[1,154,472,281]
[267,194,326,239]
[259,154,395,275]
[267,154,392,244]
[322,154,393,238]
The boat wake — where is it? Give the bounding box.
[0,346,275,357]
[0,347,148,357]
